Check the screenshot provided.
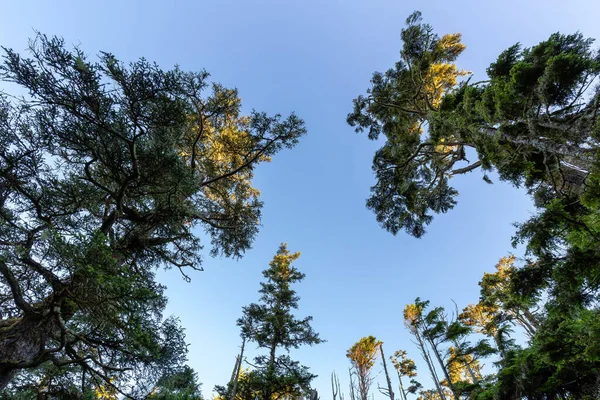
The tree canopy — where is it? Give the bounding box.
[350,11,600,399]
[0,34,305,396]
[348,11,599,238]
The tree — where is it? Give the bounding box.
[234,244,323,400]
[390,350,420,400]
[478,256,541,338]
[351,11,600,398]
[416,388,453,400]
[446,346,481,384]
[0,34,306,394]
[404,301,446,400]
[346,336,382,400]
[215,369,259,400]
[418,305,457,399]
[347,11,470,238]
[378,344,395,400]
[0,362,98,399]
[348,11,599,238]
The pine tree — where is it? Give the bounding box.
[235,244,323,400]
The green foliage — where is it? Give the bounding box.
[0,33,305,394]
[349,13,599,238]
[352,11,600,399]
[147,366,203,400]
[230,244,323,400]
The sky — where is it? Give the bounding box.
[2,0,600,398]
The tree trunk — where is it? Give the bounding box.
[379,345,394,400]
[426,338,458,400]
[395,371,408,400]
[229,337,245,400]
[464,360,479,384]
[348,368,357,400]
[0,315,54,389]
[331,371,342,400]
[263,333,278,400]
[414,329,445,400]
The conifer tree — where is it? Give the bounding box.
[0,34,306,393]
[234,244,323,400]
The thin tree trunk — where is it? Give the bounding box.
[512,311,537,338]
[349,368,357,400]
[331,371,343,400]
[522,309,540,330]
[449,338,479,384]
[264,337,278,400]
[426,338,458,400]
[229,337,246,400]
[395,371,408,400]
[414,329,445,400]
[379,345,395,400]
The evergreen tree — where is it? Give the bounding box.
[0,34,306,394]
[348,12,599,239]
[351,11,600,398]
[147,366,203,400]
[234,244,323,400]
[404,301,447,400]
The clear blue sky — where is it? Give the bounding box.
[2,1,599,398]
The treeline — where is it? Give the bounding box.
[344,256,550,400]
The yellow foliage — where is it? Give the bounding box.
[423,63,469,108]
[175,91,271,225]
[403,303,423,332]
[495,255,516,279]
[434,137,458,154]
[94,378,118,400]
[408,122,424,135]
[270,246,301,281]
[459,303,498,335]
[435,33,466,60]
[447,347,482,384]
[422,33,469,109]
[346,336,382,371]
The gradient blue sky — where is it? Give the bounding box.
[2,1,600,398]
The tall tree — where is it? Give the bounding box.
[378,343,395,400]
[419,305,457,399]
[479,256,541,337]
[351,10,600,398]
[347,11,470,238]
[346,336,382,400]
[348,11,599,238]
[0,34,306,394]
[390,350,420,400]
[444,315,492,397]
[234,244,323,400]
[404,301,446,400]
